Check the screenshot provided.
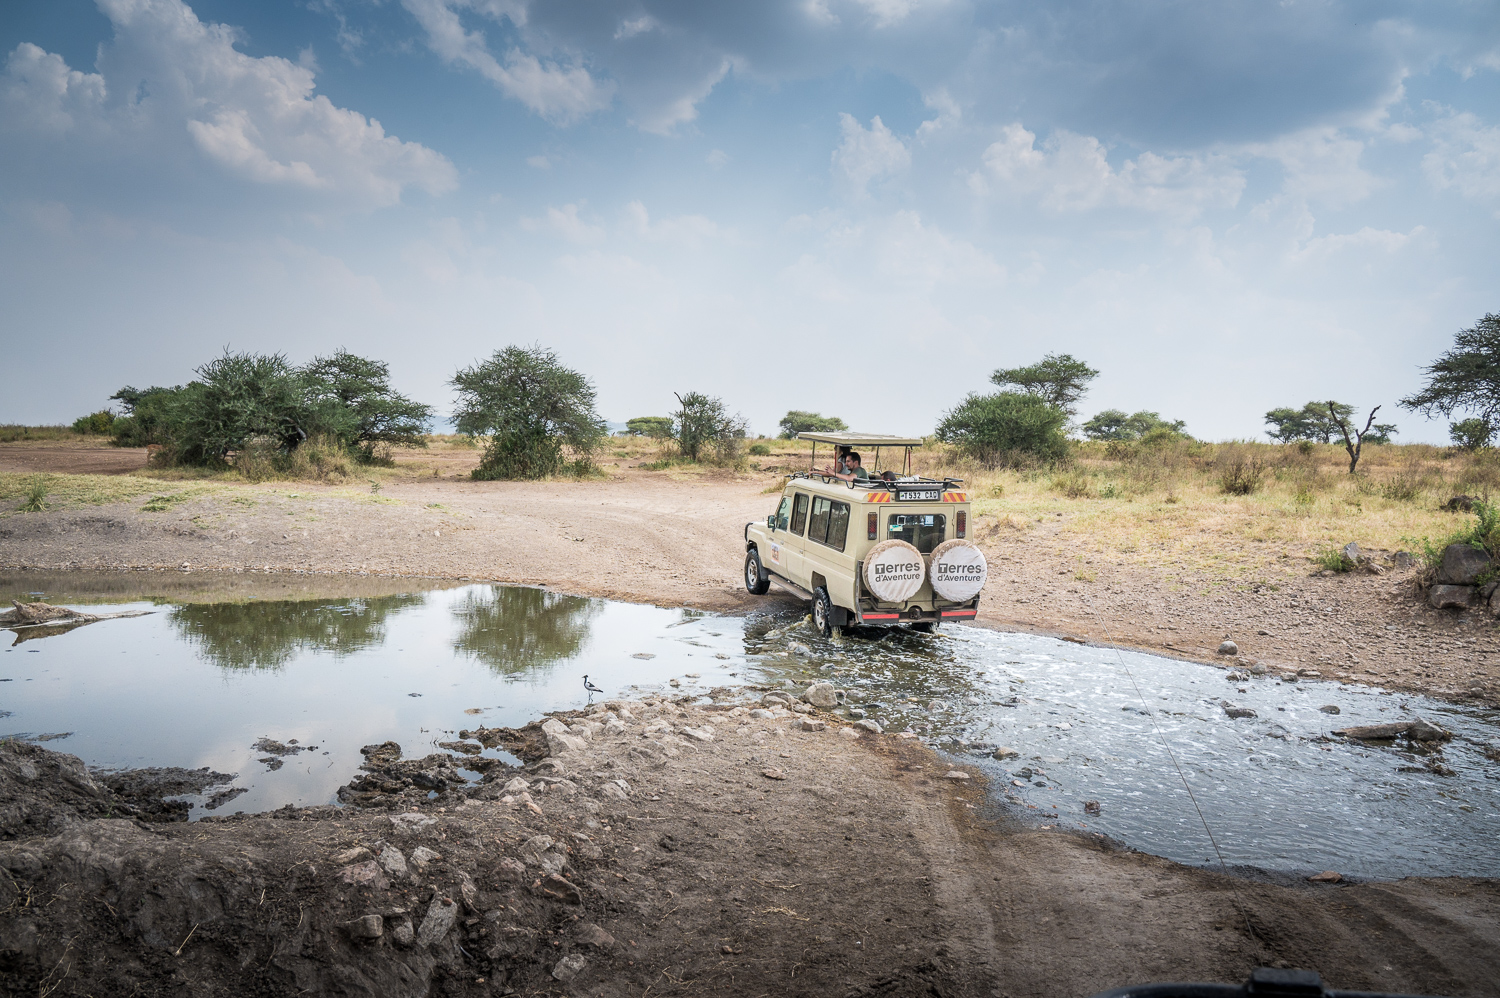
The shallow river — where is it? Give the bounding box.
[3,573,1497,880]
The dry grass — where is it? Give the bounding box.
[0,473,170,510]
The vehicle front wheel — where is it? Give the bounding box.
[744,549,770,595]
[811,587,833,637]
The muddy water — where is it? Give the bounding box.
[3,573,1497,880]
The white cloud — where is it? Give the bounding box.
[402,0,614,125]
[831,113,910,198]
[521,202,604,243]
[706,148,730,168]
[1245,127,1381,207]
[0,0,455,208]
[846,0,950,29]
[624,201,726,248]
[915,89,960,140]
[526,154,550,168]
[1290,225,1423,263]
[614,16,657,40]
[1423,111,1500,203]
[974,123,1243,218]
[630,59,731,135]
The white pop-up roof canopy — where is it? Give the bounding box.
[795,431,925,476]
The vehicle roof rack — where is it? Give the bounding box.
[795,431,927,477]
[789,471,965,491]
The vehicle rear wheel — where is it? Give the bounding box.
[912,621,938,633]
[744,549,770,595]
[811,587,834,637]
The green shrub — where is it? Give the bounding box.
[1312,546,1355,572]
[71,410,115,435]
[674,391,746,465]
[935,391,1069,467]
[1215,446,1266,495]
[748,442,772,456]
[18,477,49,512]
[1050,470,1093,498]
[625,416,674,440]
[452,345,605,481]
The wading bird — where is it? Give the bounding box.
[583,675,603,694]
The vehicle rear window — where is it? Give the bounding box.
[808,497,850,551]
[887,513,945,553]
[790,493,810,535]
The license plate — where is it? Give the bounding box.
[897,490,941,501]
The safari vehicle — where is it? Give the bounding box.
[743,432,988,635]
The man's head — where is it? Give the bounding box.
[845,451,862,468]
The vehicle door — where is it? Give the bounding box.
[775,491,812,586]
[804,494,855,605]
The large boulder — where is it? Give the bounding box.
[1435,543,1491,585]
[1430,585,1478,609]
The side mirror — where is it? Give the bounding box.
[767,514,776,530]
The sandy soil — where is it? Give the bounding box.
[4,700,1496,998]
[1,443,1496,705]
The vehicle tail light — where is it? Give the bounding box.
[867,511,878,540]
[957,510,966,538]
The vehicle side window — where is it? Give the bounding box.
[774,496,792,531]
[807,498,850,551]
[826,501,850,551]
[790,493,810,535]
[808,496,831,543]
[887,513,946,553]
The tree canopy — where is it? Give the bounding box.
[301,350,433,453]
[625,416,674,439]
[989,353,1098,415]
[777,410,848,438]
[673,391,746,464]
[1081,409,1187,441]
[1400,313,1500,424]
[935,391,1069,466]
[1263,401,1357,444]
[451,344,605,480]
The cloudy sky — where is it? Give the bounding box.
[2,0,1498,441]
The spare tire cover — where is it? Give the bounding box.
[863,540,926,602]
[928,538,988,602]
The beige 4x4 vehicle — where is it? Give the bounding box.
[743,433,988,635]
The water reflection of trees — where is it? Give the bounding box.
[171,595,426,670]
[451,586,601,675]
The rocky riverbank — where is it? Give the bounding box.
[4,694,1498,997]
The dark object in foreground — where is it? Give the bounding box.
[1090,967,1445,998]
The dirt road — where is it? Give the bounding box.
[1,458,1496,704]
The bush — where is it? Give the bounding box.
[748,442,772,456]
[1050,470,1093,498]
[1312,546,1355,572]
[71,410,115,435]
[1215,446,1266,495]
[1381,461,1429,502]
[452,345,605,481]
[934,391,1069,467]
[1450,418,1493,451]
[18,477,49,512]
[674,392,746,464]
[778,411,847,439]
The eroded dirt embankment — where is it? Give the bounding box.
[4,698,1498,998]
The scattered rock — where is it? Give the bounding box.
[855,719,883,734]
[1226,671,1250,682]
[802,682,837,708]
[1407,718,1452,742]
[1249,663,1270,676]
[680,727,714,742]
[1297,669,1323,680]
[838,727,859,739]
[631,652,656,659]
[1442,495,1478,513]
[1224,707,1257,719]
[761,768,787,781]
[339,860,388,888]
[1318,705,1341,715]
[332,846,370,864]
[390,918,414,947]
[541,874,582,904]
[1083,800,1101,815]
[992,747,1020,759]
[576,923,617,950]
[789,643,813,657]
[1436,543,1492,586]
[552,953,588,982]
[1334,722,1411,740]
[749,709,775,719]
[1121,705,1152,716]
[341,914,383,940]
[943,771,970,780]
[799,719,826,732]
[360,741,402,766]
[379,846,408,878]
[409,845,441,871]
[1218,640,1239,656]
[415,897,458,947]
[1307,871,1343,884]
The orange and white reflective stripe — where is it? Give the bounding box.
[943,492,967,502]
[864,492,892,502]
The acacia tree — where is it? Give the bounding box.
[1264,401,1356,443]
[301,350,433,456]
[451,345,605,480]
[1082,409,1187,441]
[990,353,1098,416]
[935,391,1069,467]
[777,411,848,438]
[1401,313,1500,428]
